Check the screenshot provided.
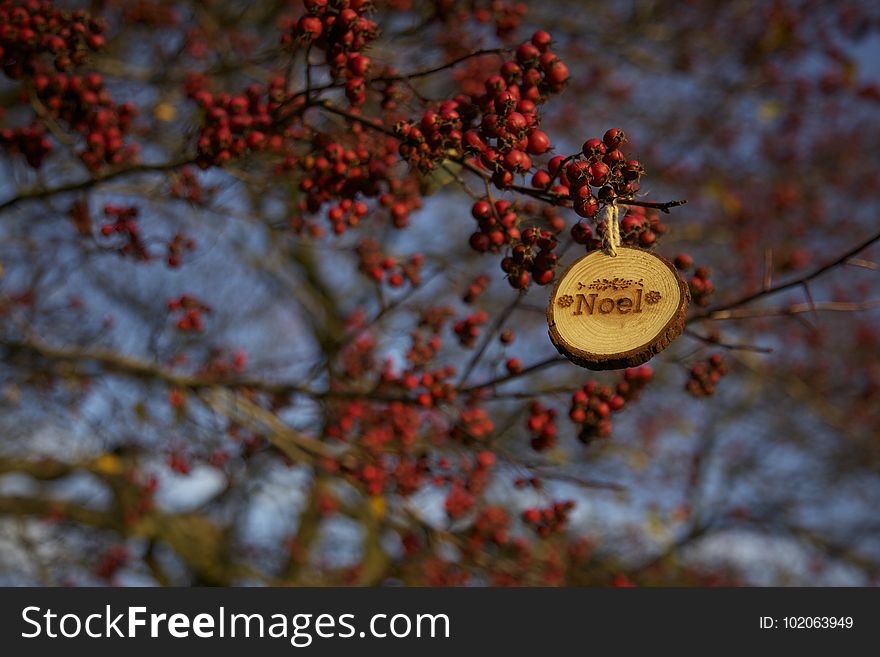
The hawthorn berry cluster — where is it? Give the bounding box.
[453,309,488,348]
[0,123,52,167]
[325,399,420,450]
[443,450,496,520]
[451,403,495,443]
[196,348,248,379]
[618,205,668,248]
[431,0,527,39]
[501,225,558,289]
[122,1,181,27]
[166,231,196,268]
[122,472,158,526]
[168,448,191,474]
[462,273,490,304]
[31,71,138,170]
[285,0,379,105]
[522,500,575,537]
[466,504,511,550]
[531,128,644,225]
[386,364,457,408]
[685,353,728,397]
[569,365,653,445]
[468,197,521,253]
[190,78,285,167]
[526,401,557,451]
[674,256,715,306]
[99,204,148,260]
[0,0,105,78]
[94,544,128,581]
[465,30,568,188]
[356,237,423,288]
[403,322,447,369]
[169,166,211,205]
[167,294,211,332]
[396,30,566,182]
[292,133,421,232]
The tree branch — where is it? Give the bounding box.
[0,158,195,214]
[690,229,880,322]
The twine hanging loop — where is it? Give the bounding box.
[601,203,621,256]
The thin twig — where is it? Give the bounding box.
[458,290,525,387]
[462,355,568,393]
[690,228,880,322]
[0,158,194,214]
[704,299,880,320]
[683,328,774,353]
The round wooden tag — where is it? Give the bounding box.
[547,247,690,370]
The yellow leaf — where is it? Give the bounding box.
[758,100,781,122]
[368,495,386,520]
[154,102,177,122]
[647,510,668,540]
[93,453,124,476]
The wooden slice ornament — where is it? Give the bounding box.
[547,206,689,370]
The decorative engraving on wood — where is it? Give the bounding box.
[547,247,690,370]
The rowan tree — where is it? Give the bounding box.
[0,0,879,586]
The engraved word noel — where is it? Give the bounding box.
[556,277,663,316]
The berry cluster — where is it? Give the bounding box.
[570,220,603,251]
[402,326,445,369]
[293,133,420,232]
[166,231,195,268]
[284,0,379,105]
[33,71,138,169]
[451,403,494,443]
[167,294,211,332]
[430,0,526,39]
[122,0,182,27]
[168,449,191,474]
[462,273,490,304]
[522,500,575,537]
[466,504,511,550]
[325,399,420,451]
[618,205,668,248]
[674,257,714,307]
[500,226,558,289]
[191,79,287,168]
[443,451,496,520]
[526,401,558,451]
[391,365,457,408]
[532,129,645,227]
[453,309,488,348]
[685,353,728,397]
[99,204,148,260]
[395,99,470,173]
[0,123,52,167]
[444,483,475,519]
[396,31,566,184]
[569,365,653,444]
[355,237,423,287]
[468,198,521,253]
[467,31,568,188]
[122,472,158,526]
[94,544,128,580]
[169,166,211,205]
[0,1,106,78]
[196,348,248,379]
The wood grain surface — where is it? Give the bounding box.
[547,247,689,370]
